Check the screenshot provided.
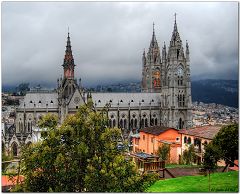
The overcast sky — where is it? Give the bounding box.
[2,2,238,88]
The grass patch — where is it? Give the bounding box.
[147,171,238,192]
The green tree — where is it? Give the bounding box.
[202,142,221,191]
[182,144,196,165]
[17,104,157,192]
[157,143,170,161]
[212,123,238,166]
[38,113,58,129]
[2,142,14,173]
[203,142,220,171]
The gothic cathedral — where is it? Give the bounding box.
[3,16,193,156]
[142,17,192,129]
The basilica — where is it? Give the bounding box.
[3,17,192,156]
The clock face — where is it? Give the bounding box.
[177,67,183,76]
[74,97,80,104]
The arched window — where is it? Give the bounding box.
[155,118,157,126]
[187,137,191,144]
[18,122,21,132]
[179,118,184,129]
[28,122,30,132]
[21,123,23,132]
[12,143,18,157]
[151,118,154,126]
[184,136,187,143]
[109,119,112,128]
[134,119,137,128]
[124,119,127,129]
[141,118,144,128]
[113,119,116,127]
[130,119,133,128]
[145,118,148,127]
[120,119,123,128]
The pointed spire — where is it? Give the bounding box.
[174,13,178,32]
[186,40,189,51]
[142,48,146,66]
[170,13,182,47]
[151,22,157,47]
[63,30,75,79]
[162,41,167,61]
[153,22,155,36]
[186,40,190,61]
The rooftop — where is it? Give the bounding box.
[139,126,177,136]
[131,152,158,160]
[179,125,222,140]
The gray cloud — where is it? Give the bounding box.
[2,2,238,88]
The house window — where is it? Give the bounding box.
[143,135,145,141]
[176,137,180,142]
[151,137,154,143]
[76,106,78,109]
[184,136,187,143]
[135,138,139,145]
[187,137,191,144]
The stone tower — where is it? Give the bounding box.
[141,23,162,92]
[57,32,79,122]
[163,15,192,129]
[142,15,192,129]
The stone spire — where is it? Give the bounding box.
[186,40,190,61]
[150,22,158,48]
[63,31,75,79]
[162,41,167,61]
[147,22,160,64]
[142,49,146,66]
[170,13,182,47]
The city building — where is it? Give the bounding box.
[179,125,222,164]
[132,126,181,163]
[3,16,193,157]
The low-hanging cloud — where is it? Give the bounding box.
[2,2,238,88]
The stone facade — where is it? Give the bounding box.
[3,17,192,157]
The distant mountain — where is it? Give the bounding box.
[191,79,238,108]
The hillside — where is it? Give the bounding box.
[191,79,238,108]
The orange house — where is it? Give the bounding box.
[132,126,181,164]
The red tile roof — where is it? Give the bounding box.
[179,125,222,140]
[140,126,178,136]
